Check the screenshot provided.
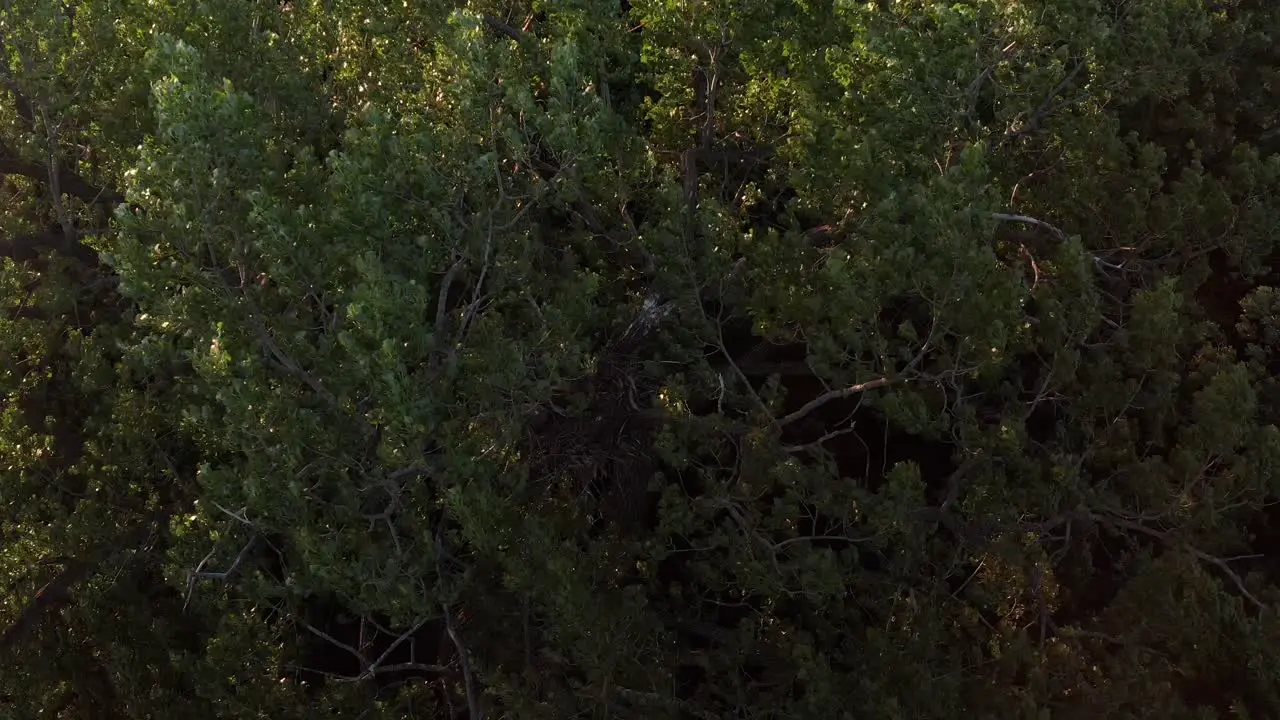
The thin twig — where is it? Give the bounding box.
[781,422,860,453]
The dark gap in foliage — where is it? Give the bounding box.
[1244,501,1280,587]
[1050,519,1146,628]
[1196,249,1252,343]
[288,593,448,692]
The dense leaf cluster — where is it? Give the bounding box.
[3,0,1280,718]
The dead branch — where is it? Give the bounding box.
[1185,546,1266,612]
[990,212,1066,241]
[775,377,892,428]
[184,535,257,610]
[772,533,877,552]
[781,421,861,454]
[364,618,430,680]
[302,621,367,666]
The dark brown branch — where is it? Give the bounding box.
[0,511,169,662]
[0,33,36,133]
[0,154,124,205]
[0,559,93,655]
[435,518,482,720]
[992,59,1087,149]
[482,15,523,42]
[0,229,100,267]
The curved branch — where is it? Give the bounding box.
[0,154,124,205]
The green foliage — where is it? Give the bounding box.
[5,0,1280,718]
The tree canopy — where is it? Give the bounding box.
[3,0,1280,717]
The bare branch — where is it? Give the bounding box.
[990,212,1066,241]
[772,533,877,552]
[775,377,892,427]
[184,535,257,610]
[293,662,450,683]
[990,212,1127,274]
[302,621,367,666]
[781,422,861,454]
[210,501,254,526]
[1186,546,1266,612]
[364,618,430,679]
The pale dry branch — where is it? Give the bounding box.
[363,618,430,680]
[302,621,365,664]
[775,377,892,428]
[1186,546,1265,612]
[990,212,1066,241]
[184,535,257,609]
[772,533,877,552]
[210,501,254,526]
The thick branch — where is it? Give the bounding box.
[0,511,169,662]
[775,377,892,427]
[0,154,124,205]
[482,15,523,42]
[0,229,100,267]
[0,559,93,655]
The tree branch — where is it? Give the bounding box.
[0,510,169,662]
[0,229,101,266]
[435,517,482,720]
[775,377,892,427]
[993,58,1087,148]
[0,152,124,205]
[482,15,523,42]
[184,535,258,610]
[1095,512,1267,612]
